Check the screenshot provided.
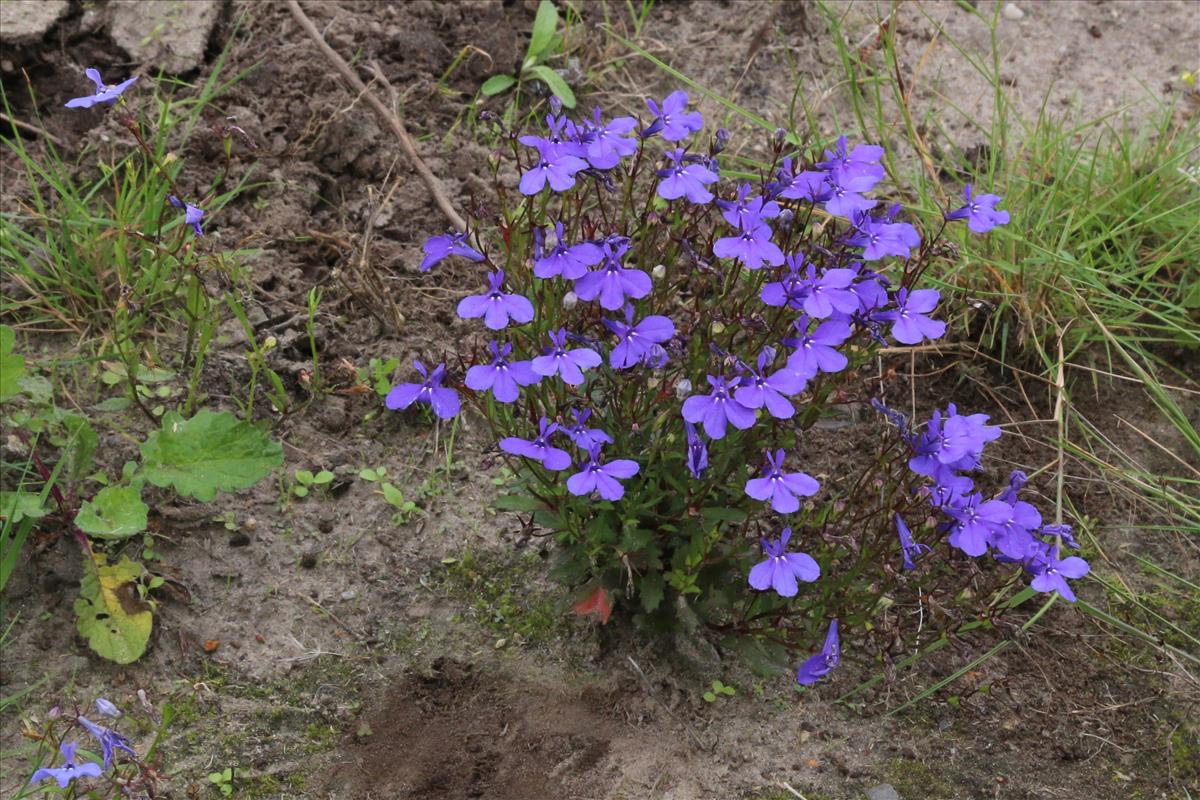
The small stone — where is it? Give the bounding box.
[1001,3,1024,20]
[866,784,901,800]
[108,0,221,73]
[340,589,357,601]
[0,0,69,46]
[494,638,507,649]
[244,518,257,531]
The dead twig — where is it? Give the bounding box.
[285,0,466,232]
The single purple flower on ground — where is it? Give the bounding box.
[519,139,588,195]
[584,108,638,169]
[748,527,820,597]
[499,417,572,471]
[65,68,138,108]
[563,408,613,451]
[420,231,485,272]
[567,447,640,501]
[386,361,460,420]
[531,329,601,385]
[796,619,841,686]
[895,514,931,570]
[643,90,703,141]
[875,288,945,345]
[465,340,541,403]
[574,241,652,310]
[712,216,785,270]
[1029,552,1089,602]
[946,184,1010,233]
[168,195,205,236]
[684,421,708,479]
[656,148,718,204]
[782,314,851,379]
[681,374,757,439]
[745,449,820,514]
[457,269,535,330]
[30,741,102,789]
[77,716,136,770]
[534,221,603,279]
[734,349,806,418]
[603,306,676,369]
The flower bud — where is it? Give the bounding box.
[777,208,794,234]
[674,378,692,399]
[562,291,578,311]
[263,335,278,351]
[713,128,731,154]
[711,321,725,335]
[774,128,787,144]
[95,698,121,718]
[549,95,563,116]
[48,706,61,719]
[651,263,666,280]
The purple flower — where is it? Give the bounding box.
[760,259,809,309]
[563,408,613,450]
[815,136,885,193]
[567,447,640,501]
[603,306,676,369]
[420,231,485,272]
[823,173,877,218]
[782,315,851,379]
[773,157,831,202]
[745,449,820,514]
[946,184,1010,233]
[643,90,703,141]
[716,183,780,229]
[748,527,820,597]
[574,240,652,310]
[685,421,708,479]
[656,148,718,204]
[681,374,756,439]
[499,417,572,471]
[519,139,588,195]
[847,208,921,261]
[30,741,102,789]
[875,288,945,345]
[796,619,840,686]
[386,361,460,420]
[937,404,1002,469]
[895,514,931,570]
[457,269,535,330]
[534,221,603,279]
[989,499,1042,560]
[797,263,860,319]
[465,341,541,403]
[713,217,785,270]
[531,329,601,385]
[945,493,1011,557]
[77,716,136,770]
[1029,552,1089,602]
[94,698,121,719]
[734,349,806,418]
[168,195,205,236]
[65,68,138,109]
[584,108,638,169]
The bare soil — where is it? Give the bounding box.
[2,2,1197,799]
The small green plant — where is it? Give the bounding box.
[378,482,418,524]
[208,766,235,796]
[702,679,736,703]
[292,468,334,498]
[480,0,576,114]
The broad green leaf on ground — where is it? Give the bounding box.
[526,65,576,108]
[139,410,283,502]
[74,554,152,664]
[0,325,26,402]
[75,486,148,539]
[525,0,559,64]
[0,491,48,524]
[480,73,517,96]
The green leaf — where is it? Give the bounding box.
[295,470,315,485]
[140,411,283,502]
[358,468,379,482]
[699,506,747,524]
[61,414,98,484]
[525,65,575,108]
[93,397,132,412]
[74,554,152,664]
[379,482,406,508]
[480,73,517,96]
[525,0,559,63]
[0,325,26,402]
[312,470,335,485]
[493,494,548,512]
[639,572,664,613]
[75,486,148,540]
[1,491,49,524]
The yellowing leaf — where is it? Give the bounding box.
[74,554,152,664]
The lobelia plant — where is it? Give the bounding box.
[393,91,1088,686]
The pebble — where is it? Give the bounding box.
[340,589,357,601]
[109,0,221,73]
[1002,3,1025,20]
[866,785,901,800]
[0,0,69,46]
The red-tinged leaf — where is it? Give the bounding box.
[573,586,612,625]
